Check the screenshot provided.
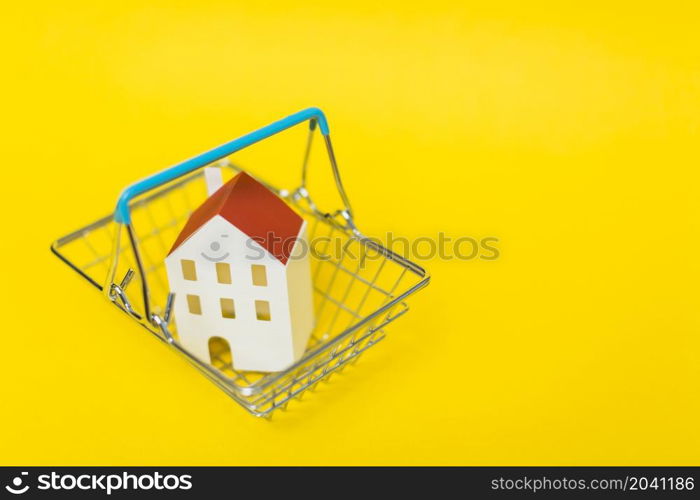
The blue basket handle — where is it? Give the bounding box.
[114,107,330,224]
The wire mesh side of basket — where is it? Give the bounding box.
[52,165,429,416]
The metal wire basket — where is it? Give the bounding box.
[51,108,430,417]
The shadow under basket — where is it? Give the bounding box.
[51,110,429,417]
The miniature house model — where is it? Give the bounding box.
[165,170,314,372]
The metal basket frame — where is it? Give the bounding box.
[51,108,430,417]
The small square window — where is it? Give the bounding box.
[181,259,197,281]
[255,300,272,321]
[216,262,232,284]
[255,300,271,321]
[251,264,268,286]
[186,294,202,315]
[220,298,236,319]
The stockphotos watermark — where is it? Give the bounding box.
[4,470,192,495]
[241,232,500,263]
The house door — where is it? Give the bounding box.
[208,336,233,374]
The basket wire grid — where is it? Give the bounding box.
[51,108,429,417]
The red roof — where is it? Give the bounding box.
[169,172,304,265]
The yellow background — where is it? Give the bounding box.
[2,1,699,465]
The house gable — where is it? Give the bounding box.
[168,171,303,265]
[167,214,286,270]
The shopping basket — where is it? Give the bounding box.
[51,108,430,417]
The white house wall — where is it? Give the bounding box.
[165,215,296,372]
[285,223,315,360]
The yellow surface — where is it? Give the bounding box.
[2,1,699,465]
